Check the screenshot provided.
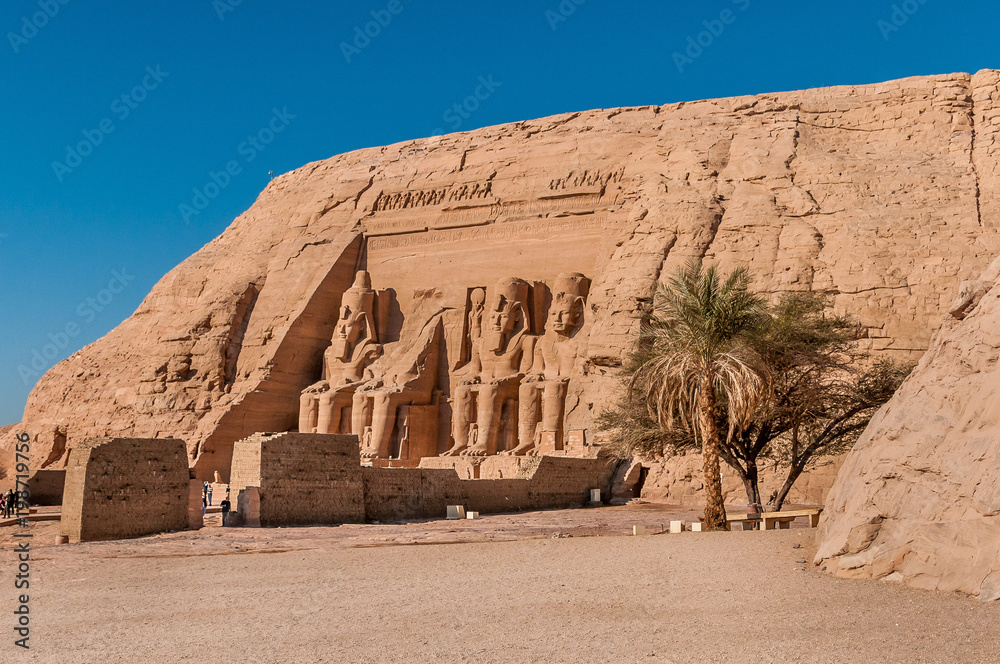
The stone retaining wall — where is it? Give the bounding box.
[60,437,189,543]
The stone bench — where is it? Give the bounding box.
[760,508,822,529]
[699,508,823,531]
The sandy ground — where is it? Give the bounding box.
[3,504,998,663]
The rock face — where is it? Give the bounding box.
[816,254,1000,600]
[12,70,1000,482]
[638,452,844,507]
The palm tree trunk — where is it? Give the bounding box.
[699,385,728,531]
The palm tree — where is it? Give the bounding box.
[630,261,772,530]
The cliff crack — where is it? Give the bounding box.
[353,175,376,211]
[968,78,983,227]
[833,284,910,295]
[799,121,879,133]
[223,284,261,389]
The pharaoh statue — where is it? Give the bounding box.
[353,313,444,460]
[443,277,537,457]
[506,272,589,455]
[298,271,382,434]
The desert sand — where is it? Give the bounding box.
[9,504,999,663]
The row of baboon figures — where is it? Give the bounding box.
[298,270,590,461]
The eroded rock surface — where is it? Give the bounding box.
[11,70,1000,481]
[816,253,1000,600]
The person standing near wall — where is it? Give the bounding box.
[220,497,231,526]
[207,484,213,506]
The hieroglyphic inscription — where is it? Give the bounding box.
[372,181,494,212]
[363,206,498,236]
[495,196,606,219]
[548,167,625,192]
[368,215,610,251]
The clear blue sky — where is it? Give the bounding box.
[1,0,997,425]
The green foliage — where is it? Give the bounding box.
[627,262,772,445]
[599,271,913,509]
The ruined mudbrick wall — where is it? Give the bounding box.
[229,432,612,525]
[59,437,189,543]
[229,432,364,526]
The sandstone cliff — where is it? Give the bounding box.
[12,70,1000,481]
[816,253,1000,600]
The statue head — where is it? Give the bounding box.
[548,272,589,337]
[330,271,376,361]
[485,277,530,352]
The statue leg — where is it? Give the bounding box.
[540,380,568,452]
[330,391,354,435]
[299,393,319,433]
[364,391,404,459]
[316,392,336,434]
[463,384,497,456]
[351,391,371,438]
[443,385,472,456]
[506,382,540,455]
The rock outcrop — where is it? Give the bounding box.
[11,70,1000,482]
[816,253,1000,600]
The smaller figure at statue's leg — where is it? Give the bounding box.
[537,380,568,453]
[442,385,473,456]
[362,391,405,459]
[462,384,497,456]
[351,391,372,440]
[317,391,338,434]
[505,382,540,455]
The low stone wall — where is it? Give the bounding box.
[230,432,364,527]
[229,432,613,526]
[60,438,190,543]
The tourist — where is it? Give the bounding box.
[207,484,213,506]
[0,493,6,519]
[5,489,15,518]
[220,497,231,526]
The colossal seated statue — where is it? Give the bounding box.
[353,313,444,460]
[443,277,537,457]
[508,272,590,455]
[298,271,382,434]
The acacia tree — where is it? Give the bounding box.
[600,290,911,513]
[626,261,771,530]
[713,294,910,510]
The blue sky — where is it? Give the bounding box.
[1,0,997,425]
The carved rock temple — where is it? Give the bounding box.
[9,71,1000,495]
